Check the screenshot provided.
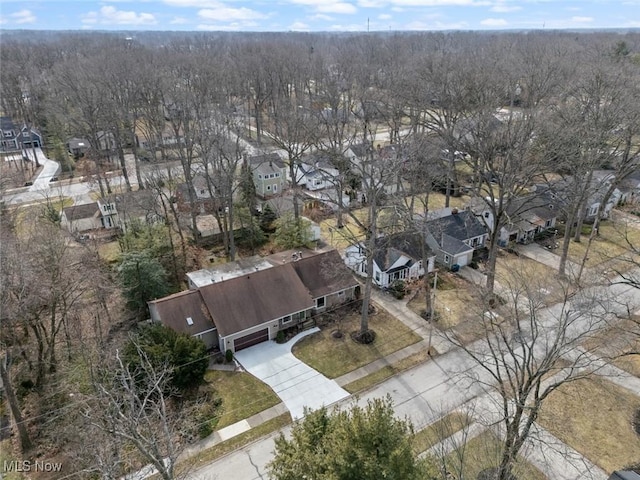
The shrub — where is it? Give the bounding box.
[276,330,285,343]
[389,280,406,300]
[124,323,208,394]
[225,349,233,363]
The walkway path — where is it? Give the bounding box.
[23,148,60,191]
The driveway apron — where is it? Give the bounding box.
[234,328,349,420]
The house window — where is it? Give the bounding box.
[545,219,552,227]
[273,184,278,193]
[484,212,490,218]
[338,290,345,296]
[266,185,271,191]
[375,272,381,282]
[316,297,325,308]
[444,254,451,264]
[282,315,292,325]
[258,174,262,179]
[275,173,280,177]
[588,204,599,216]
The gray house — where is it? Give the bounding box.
[425,209,488,269]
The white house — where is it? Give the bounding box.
[344,233,436,288]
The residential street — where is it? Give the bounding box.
[189,270,640,480]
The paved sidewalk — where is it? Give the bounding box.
[369,289,453,354]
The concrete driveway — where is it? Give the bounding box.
[234,328,349,420]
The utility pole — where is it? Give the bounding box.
[428,270,438,356]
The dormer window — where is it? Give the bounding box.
[186,317,194,326]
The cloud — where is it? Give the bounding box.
[318,2,358,13]
[490,3,521,13]
[359,0,489,5]
[290,0,357,14]
[481,17,507,26]
[170,16,189,24]
[0,9,37,25]
[165,0,222,6]
[378,13,392,20]
[198,6,266,22]
[311,14,335,20]
[289,21,310,31]
[571,16,593,23]
[82,6,157,25]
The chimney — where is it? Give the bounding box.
[452,208,459,215]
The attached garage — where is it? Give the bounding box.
[234,328,269,351]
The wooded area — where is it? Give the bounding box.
[1,29,639,479]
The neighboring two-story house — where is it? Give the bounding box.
[1,117,42,152]
[249,153,287,198]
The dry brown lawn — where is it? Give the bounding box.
[579,317,640,377]
[565,221,640,271]
[537,376,640,473]
[444,430,548,480]
[494,251,573,305]
[407,274,490,344]
[293,305,422,378]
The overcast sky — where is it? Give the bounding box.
[1,0,639,32]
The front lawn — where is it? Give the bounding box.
[537,376,640,473]
[442,430,547,480]
[412,411,471,455]
[203,370,281,429]
[343,349,431,394]
[494,251,572,305]
[292,304,422,378]
[564,220,640,271]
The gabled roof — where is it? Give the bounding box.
[426,210,487,243]
[198,263,314,337]
[0,116,17,131]
[148,290,215,336]
[67,138,89,150]
[373,232,430,271]
[291,250,358,299]
[113,189,159,219]
[62,202,100,221]
[506,192,558,224]
[249,152,286,170]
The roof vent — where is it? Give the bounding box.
[452,208,459,214]
[186,317,194,326]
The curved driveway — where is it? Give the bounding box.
[233,328,349,420]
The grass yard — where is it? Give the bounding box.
[178,413,291,476]
[412,411,471,455]
[580,317,640,377]
[407,273,487,344]
[343,349,432,394]
[97,241,122,263]
[443,430,547,480]
[494,251,572,305]
[292,305,422,378]
[0,440,25,480]
[203,371,281,429]
[537,376,640,473]
[565,221,640,271]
